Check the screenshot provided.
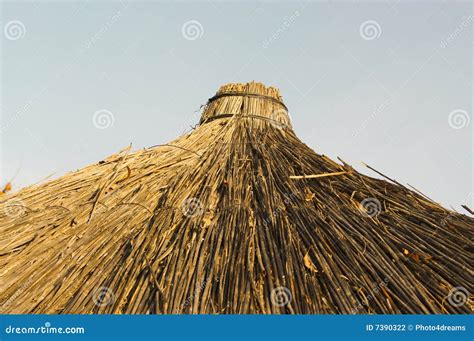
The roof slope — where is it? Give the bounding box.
[0,82,472,314]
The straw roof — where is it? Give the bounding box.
[0,82,472,314]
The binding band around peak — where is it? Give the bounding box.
[207,91,289,111]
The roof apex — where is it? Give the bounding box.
[199,81,292,129]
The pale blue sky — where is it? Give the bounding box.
[1,0,472,211]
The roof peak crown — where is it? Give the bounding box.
[199,81,292,130]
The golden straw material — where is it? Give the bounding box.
[0,81,472,314]
[289,171,350,179]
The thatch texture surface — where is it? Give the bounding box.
[0,82,472,314]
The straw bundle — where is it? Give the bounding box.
[0,82,472,314]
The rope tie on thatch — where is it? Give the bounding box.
[207,92,289,111]
[200,113,291,129]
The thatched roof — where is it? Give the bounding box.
[0,82,472,314]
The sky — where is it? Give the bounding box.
[0,0,472,211]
